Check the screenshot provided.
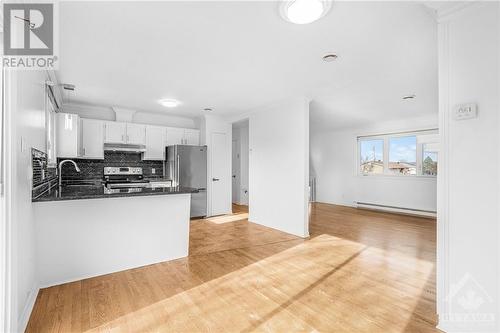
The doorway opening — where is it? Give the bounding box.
[231,119,249,215]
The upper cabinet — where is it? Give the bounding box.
[57,113,80,158]
[104,122,126,144]
[166,127,200,146]
[126,123,146,145]
[166,127,184,146]
[56,115,199,161]
[184,129,200,145]
[104,122,145,145]
[81,119,104,159]
[144,125,166,160]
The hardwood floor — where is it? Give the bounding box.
[26,203,438,333]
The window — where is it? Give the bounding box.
[388,136,417,175]
[422,143,438,176]
[45,88,57,167]
[358,130,438,177]
[359,139,384,175]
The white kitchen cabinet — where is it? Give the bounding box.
[143,125,166,160]
[81,119,105,159]
[184,129,200,145]
[166,127,200,146]
[126,123,146,145]
[57,113,80,158]
[166,127,185,146]
[104,122,126,144]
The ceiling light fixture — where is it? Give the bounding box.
[203,108,213,112]
[159,98,181,108]
[280,0,332,25]
[322,53,338,62]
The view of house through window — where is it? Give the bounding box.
[358,131,438,177]
[360,139,384,174]
[389,136,417,175]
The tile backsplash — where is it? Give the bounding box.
[32,148,57,199]
[58,151,164,181]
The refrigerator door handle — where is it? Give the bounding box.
[176,154,180,186]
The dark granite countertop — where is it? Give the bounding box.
[33,184,197,202]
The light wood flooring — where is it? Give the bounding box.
[26,203,438,332]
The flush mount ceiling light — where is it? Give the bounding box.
[280,0,332,25]
[322,53,338,62]
[159,98,181,108]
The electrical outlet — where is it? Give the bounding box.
[151,168,156,174]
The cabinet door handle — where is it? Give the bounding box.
[83,148,86,156]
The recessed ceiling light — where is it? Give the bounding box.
[322,54,338,62]
[280,0,332,25]
[402,94,416,100]
[203,108,213,112]
[159,98,181,108]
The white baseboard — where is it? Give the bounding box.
[18,284,39,333]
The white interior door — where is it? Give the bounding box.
[211,132,229,215]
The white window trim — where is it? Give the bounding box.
[357,129,438,178]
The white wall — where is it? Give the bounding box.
[6,70,48,332]
[310,115,438,212]
[62,103,197,128]
[249,98,309,237]
[201,114,232,216]
[437,3,499,332]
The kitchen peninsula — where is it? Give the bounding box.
[33,184,197,287]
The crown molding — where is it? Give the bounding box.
[433,1,481,23]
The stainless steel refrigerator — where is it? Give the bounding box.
[166,145,207,218]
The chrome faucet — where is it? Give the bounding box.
[58,159,80,187]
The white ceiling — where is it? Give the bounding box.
[58,1,438,130]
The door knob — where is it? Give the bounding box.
[232,175,236,178]
[212,178,220,181]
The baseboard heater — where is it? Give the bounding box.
[355,202,436,218]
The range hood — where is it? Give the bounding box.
[103,143,146,153]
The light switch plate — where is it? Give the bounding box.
[454,103,477,120]
[151,168,156,174]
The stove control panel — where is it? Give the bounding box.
[104,167,143,176]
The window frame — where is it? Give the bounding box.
[45,85,57,168]
[357,129,438,178]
